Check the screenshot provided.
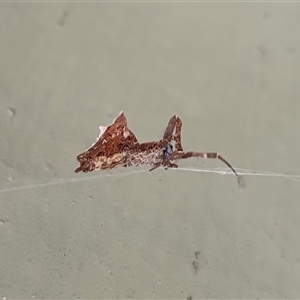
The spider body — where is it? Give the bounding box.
[163,144,173,160]
[75,112,237,176]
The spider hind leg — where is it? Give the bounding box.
[173,151,238,176]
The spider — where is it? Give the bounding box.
[75,112,237,176]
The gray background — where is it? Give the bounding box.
[1,2,300,299]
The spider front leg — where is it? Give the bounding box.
[162,115,183,151]
[172,151,238,176]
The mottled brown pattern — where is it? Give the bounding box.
[75,111,237,176]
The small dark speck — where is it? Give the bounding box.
[192,260,199,273]
[256,45,267,60]
[237,175,246,190]
[0,219,8,225]
[58,9,69,27]
[107,112,115,118]
[44,160,53,172]
[7,107,16,119]
[187,296,192,300]
[194,250,200,259]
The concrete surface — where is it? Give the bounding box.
[1,2,300,299]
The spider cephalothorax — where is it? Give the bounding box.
[163,144,173,160]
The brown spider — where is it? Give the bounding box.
[75,111,237,176]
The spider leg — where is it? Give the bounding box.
[172,151,238,176]
[163,115,176,141]
[149,164,161,171]
[162,115,183,151]
[174,116,183,151]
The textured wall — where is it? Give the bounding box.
[1,2,300,298]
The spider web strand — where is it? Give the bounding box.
[1,167,300,194]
